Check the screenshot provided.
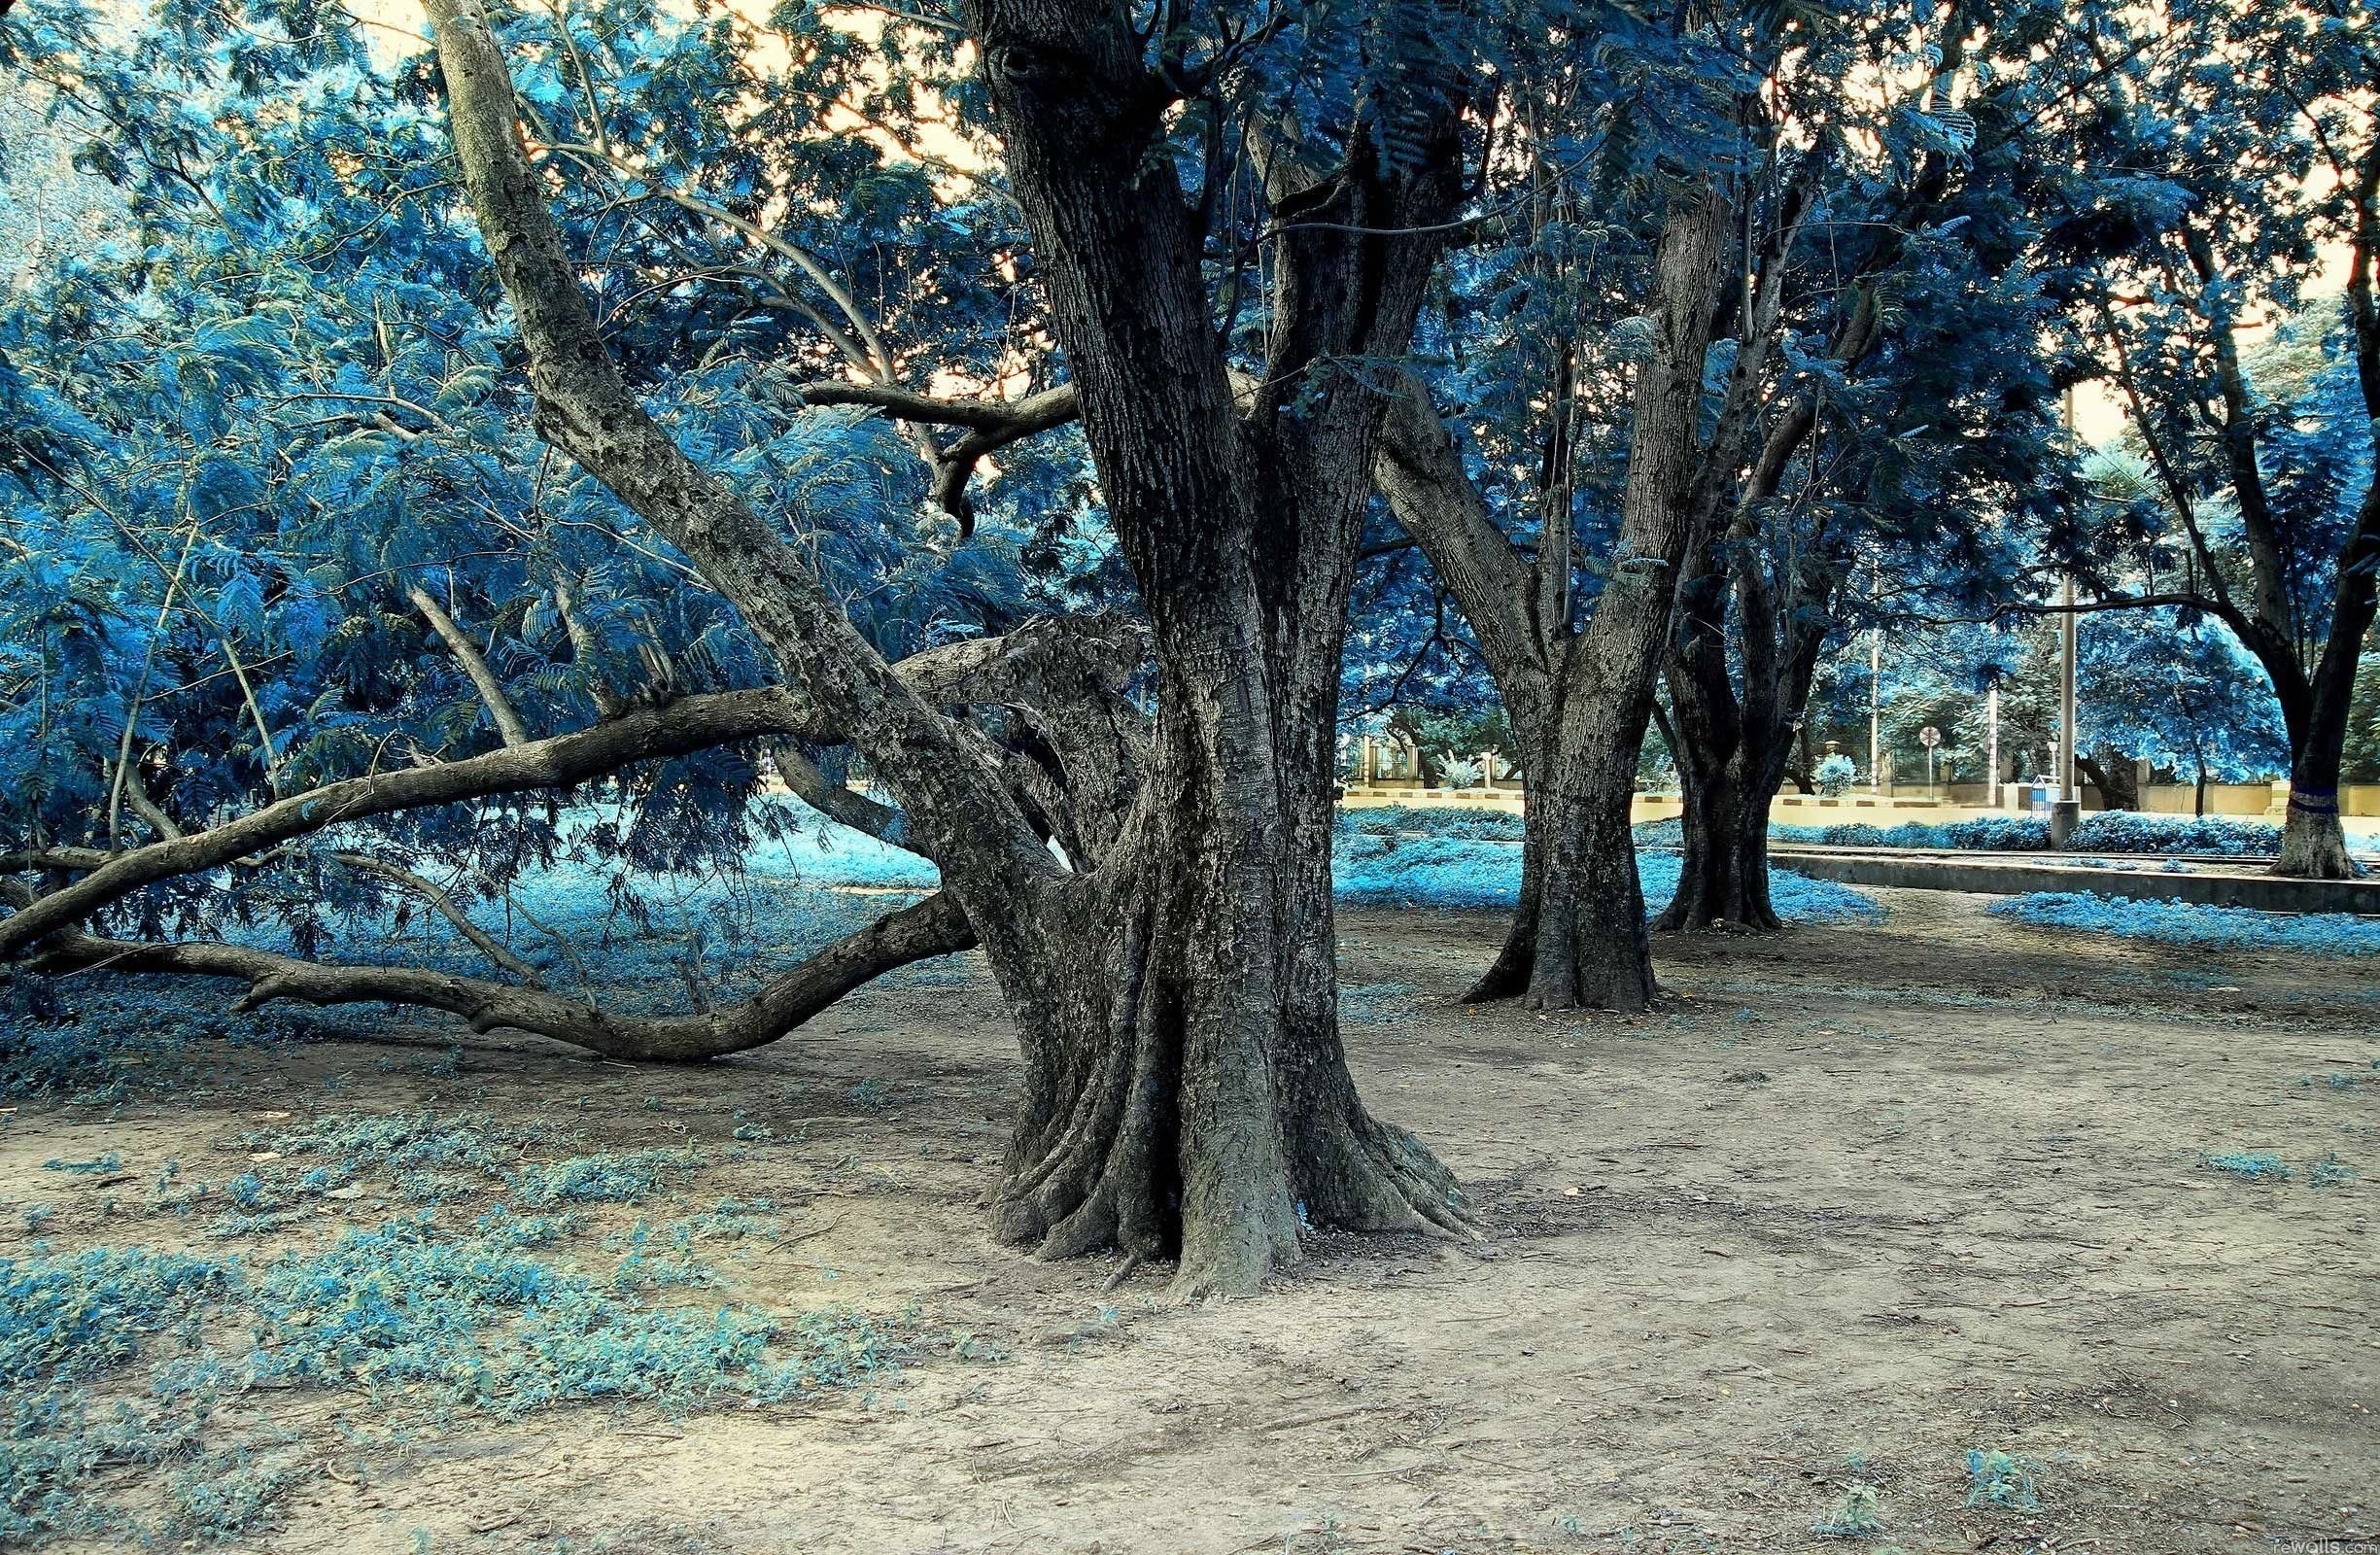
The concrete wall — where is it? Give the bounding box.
[1341,776,2380,823]
[1343,776,2380,822]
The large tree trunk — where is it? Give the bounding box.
[429,0,1475,1296]
[950,0,1473,1291]
[2277,738,2358,878]
[991,626,1467,1293]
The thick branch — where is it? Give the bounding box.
[772,744,911,847]
[798,381,1080,435]
[2182,226,2297,646]
[1,616,1140,964]
[427,0,1059,931]
[800,381,1086,534]
[0,690,801,959]
[36,890,977,1062]
[1371,370,1547,682]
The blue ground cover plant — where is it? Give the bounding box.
[1964,1448,2046,1511]
[1336,821,1882,923]
[1988,892,2380,958]
[2202,1152,2293,1180]
[0,1205,909,1541]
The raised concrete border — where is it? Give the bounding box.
[1771,848,2380,915]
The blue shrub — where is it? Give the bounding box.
[2066,812,2280,855]
[1988,892,2380,959]
[1776,812,2286,855]
[2203,1152,2292,1180]
[1779,817,2052,850]
[1632,811,2292,857]
[1964,1449,2045,1511]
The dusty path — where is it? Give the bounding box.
[9,890,2372,1554]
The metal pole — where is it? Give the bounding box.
[2049,388,2084,847]
[2049,576,2083,846]
[1870,562,1882,793]
[1985,684,2000,809]
[2060,573,2079,805]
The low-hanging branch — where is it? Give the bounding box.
[32,890,977,1062]
[0,618,1148,962]
[0,688,802,960]
[329,851,544,985]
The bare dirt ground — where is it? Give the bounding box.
[10,889,2374,1555]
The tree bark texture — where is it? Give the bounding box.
[423,0,1479,1294]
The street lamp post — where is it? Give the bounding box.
[1869,561,1882,794]
[2052,573,2082,847]
[1985,683,2001,809]
[2049,387,2084,847]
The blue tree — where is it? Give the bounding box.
[0,0,1078,1058]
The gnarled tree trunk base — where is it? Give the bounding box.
[2275,800,2361,880]
[989,806,1472,1299]
[1655,769,1783,934]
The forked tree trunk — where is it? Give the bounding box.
[989,595,1467,1295]
[1657,725,1790,933]
[1430,191,1735,1014]
[429,0,1474,1296]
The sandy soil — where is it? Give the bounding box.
[9,889,2374,1555]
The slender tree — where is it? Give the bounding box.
[2039,0,2380,877]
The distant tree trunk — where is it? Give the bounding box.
[2080,747,2140,812]
[1511,654,1670,1009]
[1786,727,1816,794]
[1659,705,1792,933]
[1656,593,1829,935]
